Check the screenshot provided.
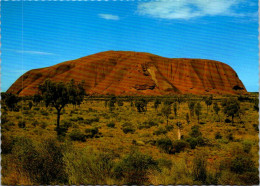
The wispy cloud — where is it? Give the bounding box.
[5,49,55,55]
[98,14,120,20]
[137,0,253,20]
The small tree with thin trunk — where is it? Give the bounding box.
[195,102,202,124]
[213,102,220,121]
[188,101,195,118]
[186,113,190,125]
[161,104,171,126]
[173,102,177,117]
[223,98,240,125]
[205,96,212,114]
[39,79,85,135]
[154,98,161,112]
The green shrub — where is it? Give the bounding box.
[189,125,202,138]
[187,137,198,149]
[192,153,208,184]
[69,129,86,142]
[186,137,206,149]
[242,140,252,153]
[83,117,100,125]
[153,127,167,135]
[230,155,257,174]
[156,138,173,154]
[63,147,115,184]
[11,137,67,184]
[122,122,135,134]
[165,124,174,131]
[34,107,40,111]
[215,132,222,139]
[22,110,29,114]
[113,150,158,184]
[40,122,47,129]
[32,120,39,127]
[157,158,172,169]
[196,136,206,146]
[1,135,14,154]
[85,127,99,138]
[226,133,234,141]
[138,120,158,129]
[40,110,49,116]
[18,120,26,128]
[172,140,188,153]
[107,122,115,128]
[253,124,259,131]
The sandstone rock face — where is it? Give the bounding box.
[7,51,247,96]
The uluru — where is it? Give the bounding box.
[7,51,247,96]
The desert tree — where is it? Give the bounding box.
[108,96,117,111]
[154,98,161,112]
[186,113,190,125]
[204,96,213,114]
[161,104,171,125]
[188,101,196,118]
[173,102,177,117]
[222,98,240,125]
[177,96,183,109]
[33,94,42,106]
[39,79,85,135]
[213,102,220,121]
[28,101,33,110]
[2,92,21,111]
[253,98,259,111]
[117,99,124,107]
[135,98,147,113]
[68,79,85,108]
[195,102,202,124]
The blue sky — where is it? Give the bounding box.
[2,0,258,92]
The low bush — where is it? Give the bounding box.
[85,127,99,138]
[165,124,174,131]
[157,158,172,169]
[230,155,257,174]
[242,140,252,153]
[156,138,173,154]
[11,137,67,184]
[63,147,115,184]
[172,140,189,153]
[113,150,159,184]
[40,122,47,129]
[225,119,231,123]
[40,110,49,116]
[186,137,206,149]
[226,133,234,141]
[69,129,86,142]
[153,127,167,135]
[122,122,135,134]
[1,135,14,154]
[215,132,222,139]
[138,120,158,129]
[107,122,115,128]
[192,153,208,184]
[83,117,100,125]
[32,120,39,127]
[33,107,40,111]
[189,125,202,138]
[252,124,259,132]
[18,120,26,128]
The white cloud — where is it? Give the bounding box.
[5,49,55,55]
[98,14,120,20]
[137,0,246,20]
